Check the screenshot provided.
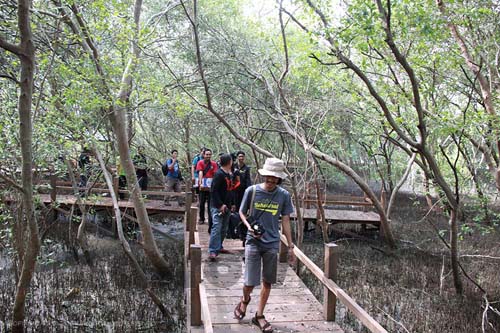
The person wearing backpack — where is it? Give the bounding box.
[164,149,182,192]
[196,148,218,229]
[233,158,296,333]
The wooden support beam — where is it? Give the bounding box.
[324,242,339,321]
[190,244,202,326]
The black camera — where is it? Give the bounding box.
[247,217,265,236]
[251,222,265,236]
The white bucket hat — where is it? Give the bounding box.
[258,158,288,179]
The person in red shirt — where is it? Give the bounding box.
[196,148,218,231]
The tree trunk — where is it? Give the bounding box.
[109,108,170,275]
[437,0,500,192]
[95,148,170,316]
[288,173,304,247]
[449,209,463,293]
[64,158,93,265]
[387,153,416,220]
[0,1,42,331]
[312,157,329,242]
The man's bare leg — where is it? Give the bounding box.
[236,285,254,316]
[255,281,272,327]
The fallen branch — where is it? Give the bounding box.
[460,254,500,261]
[376,306,410,333]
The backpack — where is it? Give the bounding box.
[161,159,169,176]
[227,213,242,239]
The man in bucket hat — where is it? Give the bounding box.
[234,157,296,333]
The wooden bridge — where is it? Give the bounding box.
[3,174,388,332]
[33,177,187,218]
[184,205,388,333]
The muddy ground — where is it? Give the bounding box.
[0,191,499,333]
[299,191,500,333]
[0,214,185,332]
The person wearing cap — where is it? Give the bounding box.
[234,157,296,333]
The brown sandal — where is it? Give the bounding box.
[233,296,251,320]
[252,312,273,333]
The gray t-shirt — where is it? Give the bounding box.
[239,184,294,249]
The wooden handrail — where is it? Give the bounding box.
[301,199,374,207]
[51,186,188,197]
[280,234,388,333]
[189,230,212,331]
[199,282,214,333]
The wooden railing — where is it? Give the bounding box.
[186,204,213,333]
[279,235,388,333]
[298,189,387,212]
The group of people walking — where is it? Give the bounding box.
[77,144,296,333]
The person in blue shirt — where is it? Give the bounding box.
[165,149,182,192]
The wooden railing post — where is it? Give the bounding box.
[50,172,57,200]
[188,207,198,258]
[324,242,339,321]
[190,244,202,326]
[185,192,193,232]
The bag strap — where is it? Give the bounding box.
[248,185,256,216]
[203,161,212,174]
[247,185,277,221]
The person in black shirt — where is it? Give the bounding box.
[233,151,251,210]
[133,146,148,191]
[78,147,92,188]
[208,153,234,261]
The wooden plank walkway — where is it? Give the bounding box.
[192,224,344,333]
[38,194,185,216]
[292,208,380,224]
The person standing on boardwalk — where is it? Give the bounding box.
[233,158,296,333]
[78,146,92,189]
[191,147,205,200]
[208,153,233,261]
[116,157,127,200]
[133,146,148,191]
[164,149,182,192]
[232,150,252,210]
[196,148,218,229]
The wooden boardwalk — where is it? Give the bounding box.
[191,224,344,333]
[38,194,185,216]
[292,208,380,225]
